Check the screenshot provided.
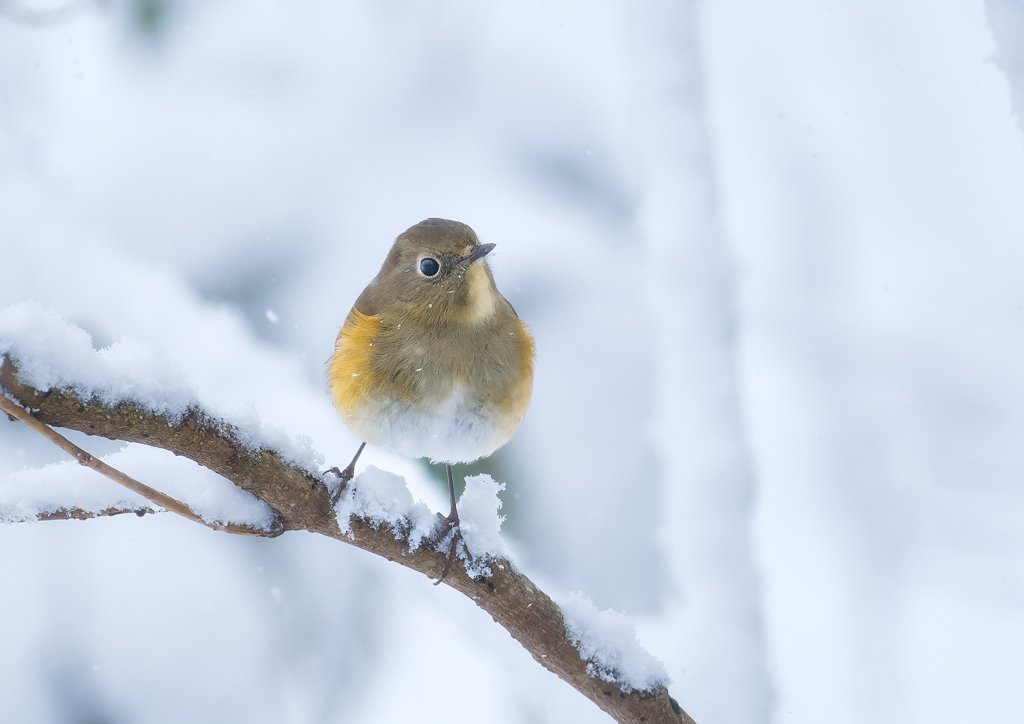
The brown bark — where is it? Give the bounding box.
[1,356,694,724]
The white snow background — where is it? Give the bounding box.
[2,1,1024,723]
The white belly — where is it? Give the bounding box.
[345,386,510,464]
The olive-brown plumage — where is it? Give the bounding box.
[328,218,535,466]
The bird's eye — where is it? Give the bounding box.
[419,258,440,277]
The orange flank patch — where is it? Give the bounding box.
[496,319,536,436]
[328,308,382,417]
[516,319,536,384]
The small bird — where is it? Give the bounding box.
[327,218,535,580]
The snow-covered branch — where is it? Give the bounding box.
[34,505,155,522]
[0,350,691,724]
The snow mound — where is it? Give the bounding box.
[334,465,436,551]
[559,592,670,694]
[0,301,196,421]
[457,474,507,558]
[450,473,508,577]
[335,468,511,577]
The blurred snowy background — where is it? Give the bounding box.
[2,0,1023,722]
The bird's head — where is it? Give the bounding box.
[368,218,501,326]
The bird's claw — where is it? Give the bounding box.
[433,514,465,585]
[327,442,366,507]
[326,464,355,506]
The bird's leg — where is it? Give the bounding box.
[443,462,460,529]
[434,463,465,585]
[326,442,366,506]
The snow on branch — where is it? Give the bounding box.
[0,303,692,724]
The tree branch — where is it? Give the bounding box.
[1,356,693,724]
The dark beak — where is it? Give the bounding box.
[456,243,496,269]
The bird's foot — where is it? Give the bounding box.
[433,512,467,585]
[326,463,356,506]
[327,442,366,507]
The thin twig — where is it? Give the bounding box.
[0,393,266,536]
[35,505,157,522]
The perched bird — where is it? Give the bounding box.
[327,218,535,579]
